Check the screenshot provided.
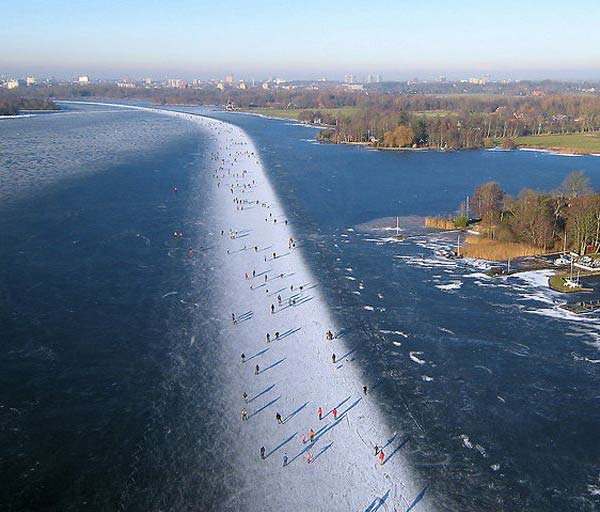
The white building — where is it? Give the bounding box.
[26,76,36,86]
[78,76,90,84]
[6,79,20,89]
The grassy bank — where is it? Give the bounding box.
[240,106,361,121]
[461,235,540,260]
[549,273,594,293]
[517,133,600,153]
[487,132,600,154]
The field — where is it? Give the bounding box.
[515,133,600,153]
[240,106,361,121]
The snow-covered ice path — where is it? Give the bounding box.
[62,102,432,511]
[201,117,431,512]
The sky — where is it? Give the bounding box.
[2,0,599,80]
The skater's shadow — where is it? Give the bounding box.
[364,489,390,512]
[259,358,286,374]
[276,296,314,312]
[338,397,362,418]
[338,347,359,360]
[268,287,287,297]
[284,401,309,423]
[406,486,428,511]
[246,347,270,362]
[266,431,298,458]
[248,396,281,419]
[248,383,275,403]
[382,435,411,465]
[278,327,301,340]
[237,311,254,324]
[311,441,333,464]
[323,395,351,419]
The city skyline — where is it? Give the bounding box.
[2,0,599,80]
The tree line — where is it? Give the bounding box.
[12,83,600,148]
[468,171,600,254]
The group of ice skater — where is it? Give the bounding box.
[207,128,390,475]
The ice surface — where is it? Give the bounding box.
[62,102,432,511]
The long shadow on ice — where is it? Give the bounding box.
[266,431,298,458]
[382,436,411,465]
[278,327,301,341]
[248,383,275,403]
[248,396,281,419]
[259,357,286,374]
[364,489,390,512]
[311,441,333,464]
[323,395,351,419]
[284,401,309,423]
[246,347,270,362]
[406,486,428,511]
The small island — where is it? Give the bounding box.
[0,96,59,116]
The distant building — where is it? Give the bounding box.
[344,74,355,84]
[344,83,364,91]
[78,76,90,85]
[239,81,247,90]
[26,76,36,86]
[468,77,487,85]
[143,78,154,85]
[367,74,382,84]
[217,82,224,91]
[225,75,234,84]
[6,79,20,89]
[167,78,186,88]
[117,81,136,88]
[262,82,270,90]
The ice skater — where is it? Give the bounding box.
[255,364,260,375]
[232,313,237,324]
[332,353,336,364]
[260,446,266,460]
[283,454,288,467]
[242,392,248,402]
[363,385,368,395]
[378,450,385,465]
[241,353,246,363]
[332,407,338,420]
[241,408,248,421]
[317,407,323,420]
[309,429,315,443]
[266,333,271,343]
[276,412,283,424]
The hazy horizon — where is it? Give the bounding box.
[2,0,599,81]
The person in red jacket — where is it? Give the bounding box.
[332,407,338,420]
[317,407,323,420]
[378,450,385,465]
